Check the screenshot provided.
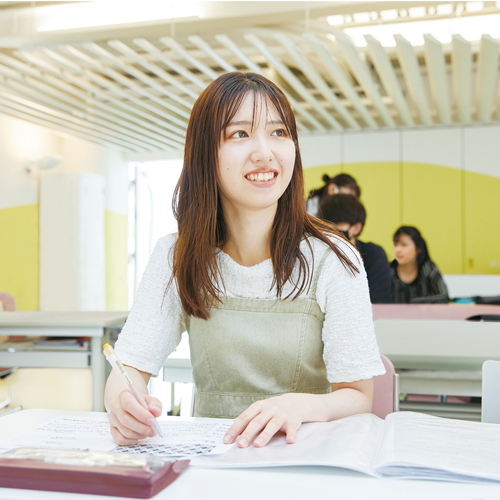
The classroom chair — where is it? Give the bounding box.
[372,354,399,419]
[0,292,16,312]
[481,360,500,424]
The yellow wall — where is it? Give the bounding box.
[304,162,500,275]
[0,204,39,310]
[464,170,500,274]
[0,205,128,311]
[105,210,129,310]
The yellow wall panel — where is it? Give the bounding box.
[105,210,129,310]
[402,162,463,274]
[464,171,500,274]
[343,162,400,260]
[0,204,39,311]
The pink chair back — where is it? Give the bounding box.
[372,354,397,419]
[0,293,16,312]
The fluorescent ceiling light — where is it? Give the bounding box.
[36,1,201,32]
[465,1,484,12]
[380,9,398,21]
[344,12,500,46]
[327,14,344,26]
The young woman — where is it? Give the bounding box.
[105,72,384,449]
[390,226,449,303]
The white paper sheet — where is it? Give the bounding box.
[0,415,234,457]
[191,413,384,475]
[373,412,500,482]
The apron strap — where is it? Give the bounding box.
[311,246,332,301]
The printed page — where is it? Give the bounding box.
[191,412,384,475]
[373,412,500,482]
[0,415,234,457]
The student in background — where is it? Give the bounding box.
[391,226,449,303]
[319,194,392,304]
[106,72,384,449]
[306,173,361,216]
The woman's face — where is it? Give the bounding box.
[394,234,418,266]
[217,92,296,215]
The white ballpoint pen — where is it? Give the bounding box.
[103,343,164,438]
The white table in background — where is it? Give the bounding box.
[0,312,128,411]
[0,409,499,500]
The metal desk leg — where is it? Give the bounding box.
[90,331,105,411]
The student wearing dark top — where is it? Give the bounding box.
[319,194,392,304]
[391,226,449,304]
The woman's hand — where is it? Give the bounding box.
[107,390,163,446]
[223,394,306,448]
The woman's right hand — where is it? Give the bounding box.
[107,390,163,446]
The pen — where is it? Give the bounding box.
[102,343,164,438]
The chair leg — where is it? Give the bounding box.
[394,373,400,412]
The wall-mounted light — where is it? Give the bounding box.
[25,155,63,174]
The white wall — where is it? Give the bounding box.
[0,112,128,214]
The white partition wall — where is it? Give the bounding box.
[39,172,106,311]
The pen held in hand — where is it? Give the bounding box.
[103,343,164,439]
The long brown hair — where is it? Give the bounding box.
[171,72,358,319]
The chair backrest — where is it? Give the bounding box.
[372,354,398,419]
[482,360,500,424]
[0,292,16,312]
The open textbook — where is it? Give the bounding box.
[192,411,500,483]
[1,412,500,483]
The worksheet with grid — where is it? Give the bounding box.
[0,415,234,457]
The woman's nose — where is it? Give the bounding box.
[250,137,273,163]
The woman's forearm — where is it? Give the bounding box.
[104,365,150,413]
[296,378,374,423]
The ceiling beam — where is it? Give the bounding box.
[364,34,413,126]
[107,40,200,100]
[15,50,185,146]
[423,34,451,124]
[394,34,432,125]
[451,35,472,124]
[303,32,378,128]
[245,33,335,131]
[133,38,207,90]
[476,34,500,123]
[332,31,395,127]
[275,32,359,130]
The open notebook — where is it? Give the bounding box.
[192,412,500,483]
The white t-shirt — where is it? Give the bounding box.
[115,233,385,383]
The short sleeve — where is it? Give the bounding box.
[315,237,386,383]
[114,234,187,376]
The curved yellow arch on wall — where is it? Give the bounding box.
[304,162,500,275]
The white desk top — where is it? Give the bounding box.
[0,409,499,500]
[0,312,128,328]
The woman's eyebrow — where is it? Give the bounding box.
[227,119,285,127]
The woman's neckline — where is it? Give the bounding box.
[217,248,272,269]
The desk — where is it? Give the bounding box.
[0,409,499,500]
[0,312,128,411]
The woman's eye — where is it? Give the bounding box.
[230,130,248,139]
[272,129,287,137]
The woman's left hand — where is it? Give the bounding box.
[223,394,306,448]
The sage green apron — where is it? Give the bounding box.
[187,250,332,418]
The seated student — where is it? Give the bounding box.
[105,72,385,449]
[391,226,449,303]
[319,194,391,304]
[306,173,361,216]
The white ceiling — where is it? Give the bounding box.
[0,1,498,153]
